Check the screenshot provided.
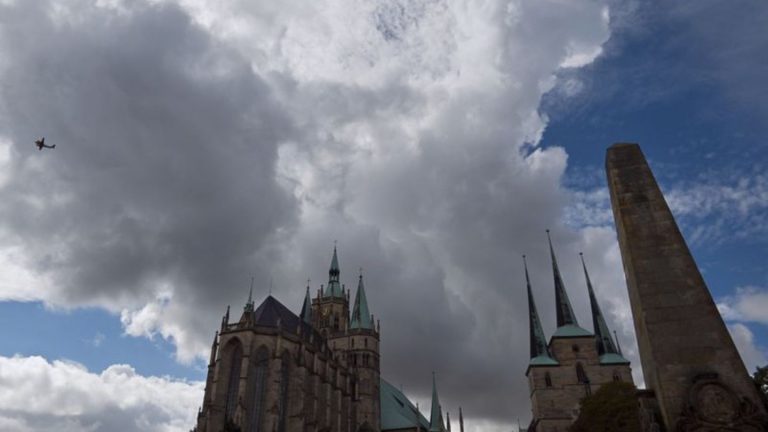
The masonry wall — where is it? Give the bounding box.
[606,143,768,430]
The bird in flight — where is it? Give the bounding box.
[35,137,56,151]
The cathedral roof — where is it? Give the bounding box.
[250,295,302,330]
[380,378,430,431]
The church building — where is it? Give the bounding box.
[524,232,633,432]
[193,247,462,432]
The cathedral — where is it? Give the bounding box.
[192,247,463,432]
[523,232,633,431]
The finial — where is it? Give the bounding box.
[307,278,311,287]
[359,267,363,278]
[269,277,273,296]
[248,276,254,304]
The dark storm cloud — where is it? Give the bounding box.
[0,0,297,349]
[0,0,625,430]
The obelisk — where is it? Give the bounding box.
[606,143,767,431]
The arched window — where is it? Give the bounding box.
[277,352,291,432]
[545,372,552,388]
[364,338,368,348]
[576,362,589,384]
[247,346,269,432]
[225,342,244,420]
[613,370,622,382]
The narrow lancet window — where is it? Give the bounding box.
[277,352,290,432]
[248,347,269,432]
[225,343,244,420]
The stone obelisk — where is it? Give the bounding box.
[606,143,767,431]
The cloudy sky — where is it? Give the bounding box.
[0,0,767,431]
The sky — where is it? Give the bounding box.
[0,0,766,431]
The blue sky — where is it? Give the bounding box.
[0,1,766,431]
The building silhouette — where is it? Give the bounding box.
[193,247,461,432]
[524,232,633,431]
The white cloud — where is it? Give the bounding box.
[0,0,615,427]
[727,323,767,373]
[0,355,203,432]
[718,286,768,325]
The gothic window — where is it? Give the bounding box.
[613,370,622,382]
[572,344,580,353]
[333,315,339,330]
[247,346,269,432]
[364,338,368,348]
[545,372,552,388]
[351,338,355,348]
[277,352,290,432]
[225,342,244,421]
[576,362,589,384]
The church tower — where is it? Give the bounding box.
[525,234,633,432]
[311,246,381,431]
[312,246,350,336]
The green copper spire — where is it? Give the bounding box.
[350,273,373,329]
[324,245,343,297]
[429,372,446,432]
[547,230,578,327]
[300,284,312,325]
[581,253,628,364]
[525,256,557,366]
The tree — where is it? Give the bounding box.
[755,365,768,395]
[570,381,642,432]
[755,365,768,409]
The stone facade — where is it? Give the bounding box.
[606,143,768,431]
[525,241,634,432]
[194,294,368,432]
[194,248,451,432]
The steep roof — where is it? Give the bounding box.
[350,274,373,329]
[429,374,446,432]
[380,378,430,431]
[524,255,558,366]
[547,231,579,328]
[580,254,630,364]
[324,246,344,297]
[299,286,312,325]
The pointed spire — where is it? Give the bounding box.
[547,230,578,327]
[524,255,556,365]
[430,372,446,432]
[300,284,313,325]
[244,277,255,312]
[459,407,464,432]
[208,331,218,366]
[580,253,619,355]
[221,305,230,331]
[324,244,343,297]
[350,272,373,329]
[447,412,452,432]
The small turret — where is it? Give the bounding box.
[208,331,218,366]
